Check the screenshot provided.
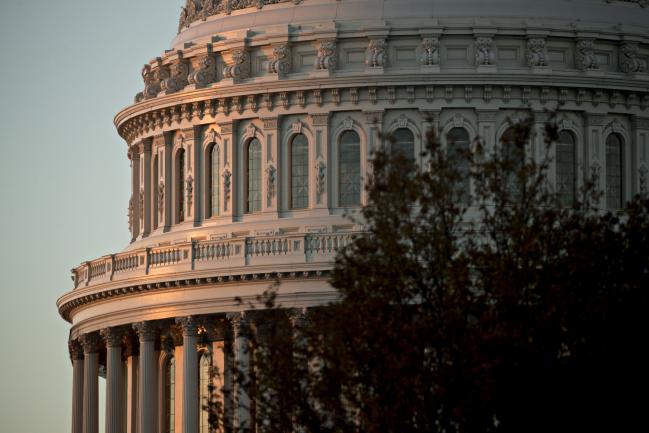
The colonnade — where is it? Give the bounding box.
[68,313,257,433]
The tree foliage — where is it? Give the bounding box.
[211,114,649,433]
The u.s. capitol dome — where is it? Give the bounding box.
[58,1,649,433]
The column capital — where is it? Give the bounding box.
[175,315,199,336]
[287,308,308,329]
[80,333,100,354]
[100,327,124,348]
[124,334,139,357]
[68,338,84,360]
[132,321,158,342]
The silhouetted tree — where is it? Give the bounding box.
[209,113,649,433]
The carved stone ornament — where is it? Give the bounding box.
[133,321,157,342]
[139,189,145,224]
[68,339,84,360]
[315,40,337,71]
[158,180,165,219]
[128,195,135,233]
[80,333,100,354]
[175,133,186,149]
[246,123,257,138]
[186,174,194,210]
[292,119,303,134]
[366,39,387,68]
[161,56,190,93]
[527,38,548,67]
[315,158,326,197]
[395,114,409,129]
[639,165,648,194]
[342,117,354,131]
[223,48,250,80]
[179,1,300,33]
[420,38,440,66]
[188,55,217,87]
[575,39,598,71]
[619,42,646,73]
[222,166,232,203]
[204,128,220,145]
[268,44,291,76]
[175,316,199,336]
[100,328,124,348]
[266,163,277,201]
[475,37,494,66]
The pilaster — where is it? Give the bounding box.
[140,139,153,237]
[219,122,235,218]
[261,117,279,215]
[308,113,331,210]
[585,113,606,207]
[632,116,649,196]
[130,144,141,241]
[163,132,174,232]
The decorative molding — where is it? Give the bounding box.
[575,39,598,71]
[421,38,440,66]
[223,47,250,80]
[366,39,387,68]
[620,42,646,74]
[475,37,494,66]
[266,163,277,202]
[315,40,337,71]
[527,38,548,67]
[268,44,291,76]
[188,54,217,87]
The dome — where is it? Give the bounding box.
[59,1,649,433]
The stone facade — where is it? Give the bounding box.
[58,1,649,433]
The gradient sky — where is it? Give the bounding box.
[0,1,182,431]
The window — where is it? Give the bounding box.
[339,130,361,207]
[165,357,175,433]
[556,130,576,206]
[209,145,220,218]
[199,352,211,433]
[153,154,159,229]
[392,128,415,161]
[501,127,525,199]
[246,138,262,213]
[606,133,624,209]
[291,134,309,209]
[446,127,471,202]
[177,149,185,223]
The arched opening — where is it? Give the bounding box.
[556,130,577,206]
[606,133,624,209]
[152,154,159,230]
[290,133,309,209]
[207,144,220,218]
[392,128,415,161]
[339,130,361,207]
[246,138,262,213]
[176,149,185,223]
[446,127,471,202]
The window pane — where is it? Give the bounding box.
[447,127,471,202]
[247,138,262,213]
[211,145,220,217]
[392,128,415,161]
[291,134,309,209]
[339,131,361,207]
[606,133,623,209]
[200,353,211,433]
[556,131,576,206]
[178,150,185,222]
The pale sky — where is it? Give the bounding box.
[0,1,181,431]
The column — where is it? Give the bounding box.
[632,116,649,196]
[141,139,152,237]
[260,118,279,215]
[133,321,157,433]
[191,126,202,226]
[80,333,100,433]
[69,339,84,433]
[130,144,141,241]
[101,328,124,433]
[125,335,139,433]
[585,113,606,207]
[227,312,250,433]
[176,316,199,433]
[420,110,441,170]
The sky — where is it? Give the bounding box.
[0,1,181,431]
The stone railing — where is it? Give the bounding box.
[72,232,360,289]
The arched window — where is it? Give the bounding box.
[501,127,525,199]
[556,130,576,206]
[246,138,262,213]
[208,144,220,218]
[392,128,415,161]
[199,352,211,433]
[153,154,159,229]
[606,133,624,209]
[165,357,176,433]
[446,127,471,202]
[291,134,309,209]
[177,149,185,223]
[339,130,361,207]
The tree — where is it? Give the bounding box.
[209,113,649,433]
